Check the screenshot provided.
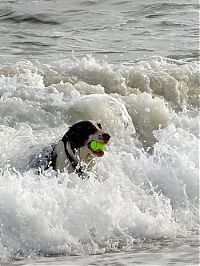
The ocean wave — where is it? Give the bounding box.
[0,56,199,260]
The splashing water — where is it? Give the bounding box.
[0,56,199,262]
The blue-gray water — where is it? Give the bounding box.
[0,0,199,265]
[0,0,199,63]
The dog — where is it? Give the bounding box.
[30,121,110,176]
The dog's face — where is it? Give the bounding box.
[62,120,110,158]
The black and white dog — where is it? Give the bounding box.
[31,121,110,176]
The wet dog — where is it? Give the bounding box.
[30,121,110,176]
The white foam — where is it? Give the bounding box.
[66,94,135,136]
[123,92,171,147]
[0,56,199,260]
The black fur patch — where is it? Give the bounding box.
[62,121,98,152]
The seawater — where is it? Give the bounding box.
[0,0,199,265]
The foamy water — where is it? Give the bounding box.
[0,0,199,265]
[0,56,199,265]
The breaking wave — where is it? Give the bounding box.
[0,56,199,261]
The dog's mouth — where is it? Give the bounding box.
[88,140,106,157]
[90,149,104,157]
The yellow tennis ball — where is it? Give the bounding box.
[90,140,106,151]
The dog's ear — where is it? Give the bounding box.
[62,121,98,150]
[62,127,78,144]
[62,124,87,150]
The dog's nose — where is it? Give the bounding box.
[102,133,110,143]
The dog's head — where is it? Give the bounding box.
[62,120,111,158]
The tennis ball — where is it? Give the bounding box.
[90,140,106,151]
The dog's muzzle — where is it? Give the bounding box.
[88,133,110,157]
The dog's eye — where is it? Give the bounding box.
[97,123,102,129]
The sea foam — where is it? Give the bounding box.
[0,56,199,260]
